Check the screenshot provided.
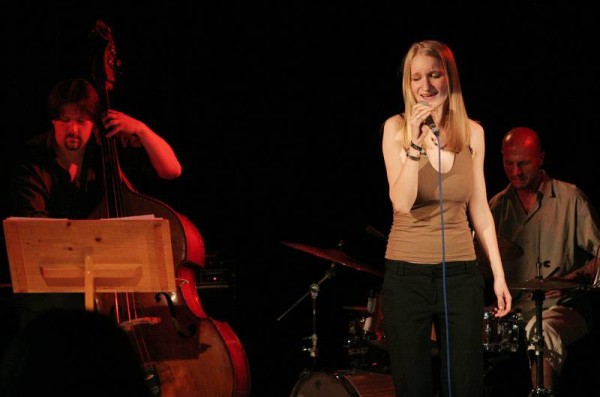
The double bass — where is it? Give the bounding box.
[89,20,250,397]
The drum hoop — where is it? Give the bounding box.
[290,370,393,397]
[333,371,362,397]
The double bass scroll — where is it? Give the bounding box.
[89,20,250,397]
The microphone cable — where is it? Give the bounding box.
[433,132,453,397]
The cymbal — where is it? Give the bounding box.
[474,236,524,264]
[509,278,582,291]
[281,241,384,277]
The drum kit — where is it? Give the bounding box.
[278,240,393,396]
[280,239,585,397]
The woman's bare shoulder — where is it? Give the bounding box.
[383,114,404,138]
[468,119,484,136]
[385,113,404,126]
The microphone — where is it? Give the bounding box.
[423,115,439,137]
[418,101,439,137]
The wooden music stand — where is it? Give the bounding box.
[3,217,175,311]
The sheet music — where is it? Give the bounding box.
[5,217,68,221]
[99,215,158,220]
[5,215,160,221]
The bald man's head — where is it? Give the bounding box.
[502,127,542,155]
[501,127,545,191]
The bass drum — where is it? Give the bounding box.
[289,370,395,397]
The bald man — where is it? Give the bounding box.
[489,126,600,394]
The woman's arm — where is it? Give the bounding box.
[382,115,421,214]
[467,121,512,316]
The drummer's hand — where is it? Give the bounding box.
[494,277,512,317]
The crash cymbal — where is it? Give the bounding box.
[509,278,582,292]
[281,241,384,277]
[474,236,524,264]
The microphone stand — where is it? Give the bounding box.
[277,263,336,369]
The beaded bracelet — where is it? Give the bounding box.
[406,151,421,161]
[410,141,423,152]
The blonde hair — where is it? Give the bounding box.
[399,40,471,152]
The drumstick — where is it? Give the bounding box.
[545,266,560,279]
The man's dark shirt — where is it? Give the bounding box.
[10,130,104,219]
[10,130,154,219]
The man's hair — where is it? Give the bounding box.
[47,78,101,123]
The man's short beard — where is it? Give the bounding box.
[64,136,81,150]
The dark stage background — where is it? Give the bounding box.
[2,2,599,396]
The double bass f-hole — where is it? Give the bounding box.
[156,291,196,338]
[89,20,251,397]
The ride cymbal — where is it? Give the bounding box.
[281,241,384,277]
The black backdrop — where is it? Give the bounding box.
[2,1,599,395]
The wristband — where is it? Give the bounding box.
[406,152,421,161]
[410,141,423,152]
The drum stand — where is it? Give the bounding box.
[277,263,336,369]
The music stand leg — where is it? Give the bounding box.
[84,251,95,312]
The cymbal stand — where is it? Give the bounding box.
[529,288,554,396]
[529,259,554,396]
[276,263,336,369]
[307,283,320,367]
